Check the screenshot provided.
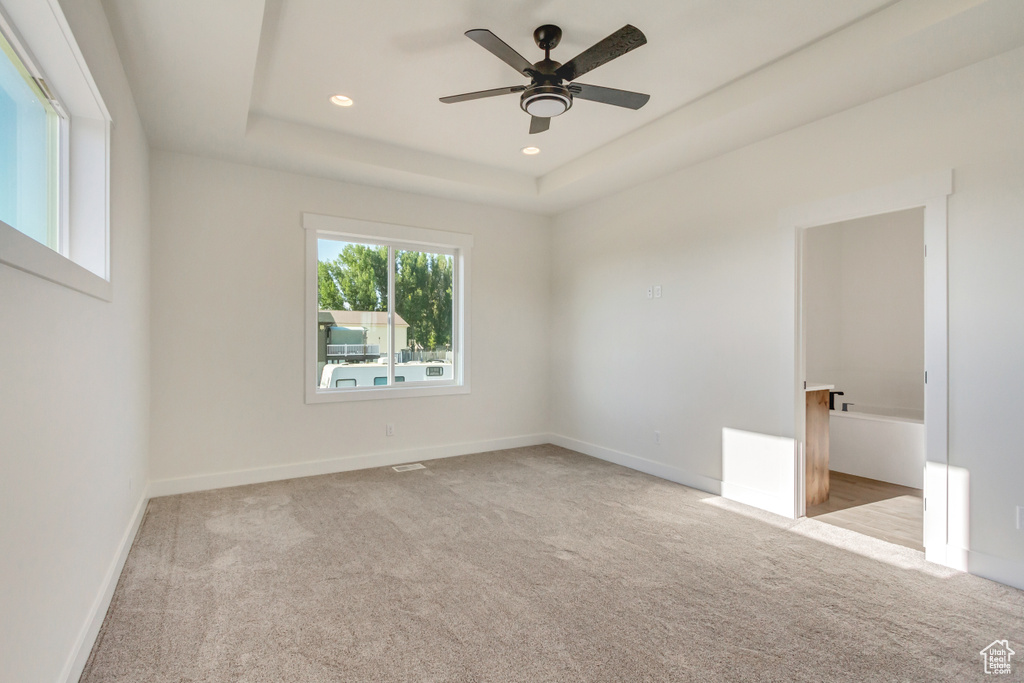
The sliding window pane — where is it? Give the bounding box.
[316,239,392,388]
[395,249,454,380]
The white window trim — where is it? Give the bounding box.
[0,0,111,301]
[303,212,472,403]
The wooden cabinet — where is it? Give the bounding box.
[806,389,830,505]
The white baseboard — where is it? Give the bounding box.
[148,433,550,498]
[969,549,1024,591]
[548,433,721,495]
[61,484,150,683]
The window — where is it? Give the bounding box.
[0,26,63,250]
[304,213,472,402]
[0,0,111,300]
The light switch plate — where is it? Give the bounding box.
[654,285,662,298]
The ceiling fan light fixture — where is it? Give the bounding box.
[520,85,572,118]
[525,96,568,117]
[329,94,353,107]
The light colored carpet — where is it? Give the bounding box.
[81,445,1023,682]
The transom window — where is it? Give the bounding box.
[303,214,471,402]
[0,13,65,251]
[0,0,112,299]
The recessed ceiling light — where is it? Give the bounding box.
[329,94,353,107]
[521,146,541,155]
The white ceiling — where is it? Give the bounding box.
[100,0,1024,214]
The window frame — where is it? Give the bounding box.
[0,0,112,301]
[303,212,472,403]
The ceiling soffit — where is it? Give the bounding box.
[100,0,1024,214]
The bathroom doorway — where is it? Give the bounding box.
[802,209,925,550]
[786,171,957,568]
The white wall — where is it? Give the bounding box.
[805,209,924,417]
[550,47,1024,589]
[804,226,843,397]
[148,152,550,489]
[0,1,150,681]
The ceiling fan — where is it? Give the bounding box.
[440,24,650,134]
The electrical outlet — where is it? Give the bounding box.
[646,286,653,299]
[386,423,395,437]
[654,430,661,445]
[654,285,662,298]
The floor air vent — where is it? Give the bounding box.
[392,463,426,472]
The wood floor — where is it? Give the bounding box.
[807,471,924,552]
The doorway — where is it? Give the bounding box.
[802,208,925,550]
[786,170,957,568]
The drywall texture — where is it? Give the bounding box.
[0,1,150,681]
[550,47,1024,587]
[149,152,550,484]
[805,209,925,418]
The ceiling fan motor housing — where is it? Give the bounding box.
[520,84,573,117]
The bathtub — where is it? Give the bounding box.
[828,407,925,489]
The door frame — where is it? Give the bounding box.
[784,169,957,568]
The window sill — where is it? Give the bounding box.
[0,221,111,300]
[306,382,470,404]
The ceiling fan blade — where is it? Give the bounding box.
[529,116,550,134]
[440,85,526,104]
[465,29,538,77]
[568,83,650,110]
[555,25,647,82]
